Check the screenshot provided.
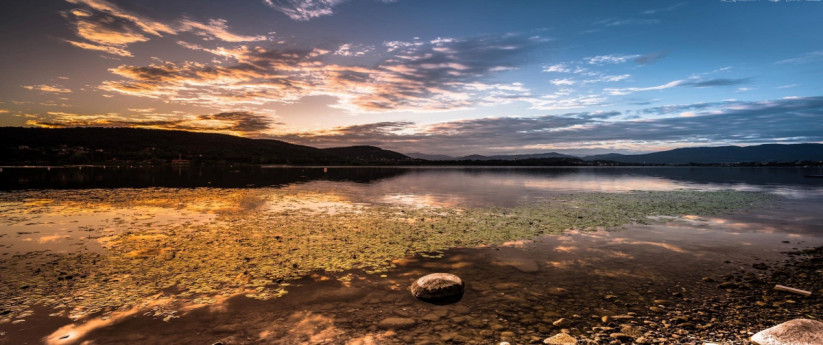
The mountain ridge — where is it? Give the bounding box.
[2,127,821,166]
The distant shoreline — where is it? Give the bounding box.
[2,162,823,169]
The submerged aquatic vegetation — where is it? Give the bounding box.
[0,189,774,321]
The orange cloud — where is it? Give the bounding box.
[22,85,72,93]
[63,0,267,57]
[25,111,278,136]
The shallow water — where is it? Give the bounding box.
[1,167,822,344]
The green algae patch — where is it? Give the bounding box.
[0,189,774,321]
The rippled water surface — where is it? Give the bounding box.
[1,166,822,344]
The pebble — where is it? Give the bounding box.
[377,317,417,329]
[553,318,571,327]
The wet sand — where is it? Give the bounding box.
[3,200,821,345]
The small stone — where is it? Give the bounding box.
[410,273,464,303]
[751,319,823,345]
[543,333,578,344]
[609,333,632,340]
[378,317,417,330]
[752,263,769,270]
[553,318,571,327]
[717,282,738,289]
[421,313,441,322]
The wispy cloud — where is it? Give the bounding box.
[775,50,823,65]
[633,51,668,65]
[102,33,544,112]
[22,85,72,93]
[605,77,751,95]
[179,19,268,42]
[584,54,641,65]
[263,0,345,21]
[641,2,686,15]
[263,0,396,21]
[595,18,660,27]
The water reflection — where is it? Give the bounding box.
[25,209,822,345]
[2,167,823,344]
[3,167,823,202]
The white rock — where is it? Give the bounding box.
[751,319,823,345]
[410,273,464,301]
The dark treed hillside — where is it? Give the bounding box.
[0,127,383,165]
[583,144,823,164]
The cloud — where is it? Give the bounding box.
[542,52,659,87]
[583,74,630,84]
[263,0,345,21]
[64,40,133,57]
[263,0,398,21]
[775,50,823,65]
[196,112,276,132]
[101,33,544,112]
[605,77,751,95]
[584,54,641,65]
[334,43,373,57]
[178,18,268,42]
[543,63,588,74]
[63,0,267,56]
[529,94,607,110]
[641,2,686,15]
[26,111,278,135]
[595,18,661,27]
[633,51,668,65]
[277,96,823,155]
[681,78,751,87]
[65,0,175,36]
[550,78,575,86]
[22,85,72,93]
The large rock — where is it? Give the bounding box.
[751,319,823,345]
[410,273,464,303]
[543,333,577,344]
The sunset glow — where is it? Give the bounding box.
[1,0,821,155]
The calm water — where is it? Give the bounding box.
[3,165,823,199]
[1,166,822,344]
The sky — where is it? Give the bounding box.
[1,0,822,156]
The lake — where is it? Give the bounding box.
[1,166,822,344]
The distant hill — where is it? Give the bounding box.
[321,146,412,161]
[4,127,821,166]
[583,144,823,164]
[469,152,576,161]
[406,152,575,161]
[405,152,456,161]
[0,127,405,165]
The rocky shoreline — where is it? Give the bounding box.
[573,246,823,344]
